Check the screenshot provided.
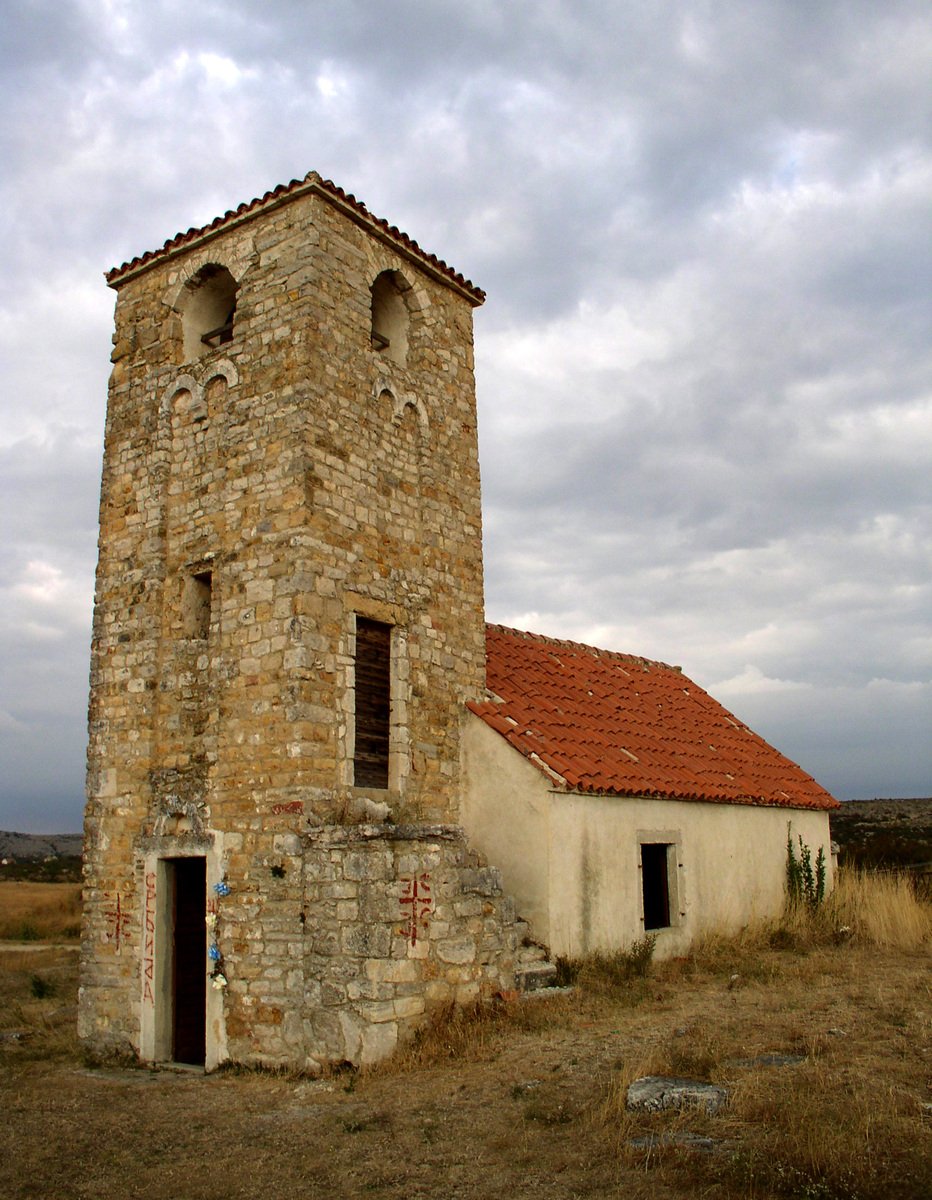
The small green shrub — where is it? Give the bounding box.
[786,830,826,910]
[30,974,55,1000]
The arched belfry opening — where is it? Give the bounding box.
[370,270,409,366]
[181,265,238,361]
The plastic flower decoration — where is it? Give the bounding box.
[213,881,231,897]
[205,912,217,929]
[208,943,222,962]
[211,974,228,990]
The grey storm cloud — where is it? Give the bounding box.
[0,0,929,830]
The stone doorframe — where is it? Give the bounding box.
[137,838,229,1070]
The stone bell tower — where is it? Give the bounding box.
[80,173,519,1070]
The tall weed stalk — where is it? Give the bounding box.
[786,829,826,910]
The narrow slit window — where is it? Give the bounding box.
[182,571,212,639]
[641,843,672,930]
[353,617,391,789]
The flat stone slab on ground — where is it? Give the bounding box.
[626,1075,727,1115]
[629,1131,721,1153]
[730,1052,806,1069]
[515,961,558,990]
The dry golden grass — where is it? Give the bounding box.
[0,881,82,941]
[593,869,932,1200]
[0,945,80,1061]
[825,867,932,949]
[0,867,929,1199]
[374,989,581,1074]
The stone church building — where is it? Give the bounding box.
[80,172,837,1071]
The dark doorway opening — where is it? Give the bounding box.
[169,857,206,1064]
[641,843,671,931]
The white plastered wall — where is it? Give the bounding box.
[461,716,555,943]
[461,714,834,959]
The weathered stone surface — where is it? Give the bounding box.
[626,1076,727,1115]
[435,936,477,965]
[731,1052,806,1069]
[79,174,520,1071]
[515,961,558,992]
[628,1131,721,1153]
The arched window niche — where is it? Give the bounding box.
[181,265,238,362]
[370,270,410,366]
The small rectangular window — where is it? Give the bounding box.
[182,571,212,639]
[641,843,672,930]
[353,617,391,789]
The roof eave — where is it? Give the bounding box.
[560,784,840,811]
[105,176,319,290]
[105,172,485,306]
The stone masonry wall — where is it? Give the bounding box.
[80,176,507,1067]
[302,826,518,1067]
[216,825,518,1069]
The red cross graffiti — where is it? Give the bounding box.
[104,890,132,951]
[399,873,432,947]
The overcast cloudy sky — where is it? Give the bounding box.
[2,0,930,832]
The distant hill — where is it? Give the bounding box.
[2,801,930,875]
[831,798,932,870]
[0,831,82,860]
[0,832,83,882]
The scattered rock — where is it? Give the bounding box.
[75,1068,195,1085]
[294,1080,335,1097]
[626,1075,727,1115]
[731,1052,806,1069]
[629,1130,720,1153]
[515,960,558,991]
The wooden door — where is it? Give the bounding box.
[171,857,206,1064]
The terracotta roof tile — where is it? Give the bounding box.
[469,624,839,811]
[106,172,485,304]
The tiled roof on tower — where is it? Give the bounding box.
[105,171,485,304]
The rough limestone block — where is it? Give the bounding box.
[436,936,477,965]
[626,1076,728,1116]
[359,1021,398,1065]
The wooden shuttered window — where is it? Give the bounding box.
[353,618,391,789]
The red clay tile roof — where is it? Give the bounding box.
[469,624,839,811]
[105,171,485,304]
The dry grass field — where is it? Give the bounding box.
[0,881,82,941]
[0,873,929,1200]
